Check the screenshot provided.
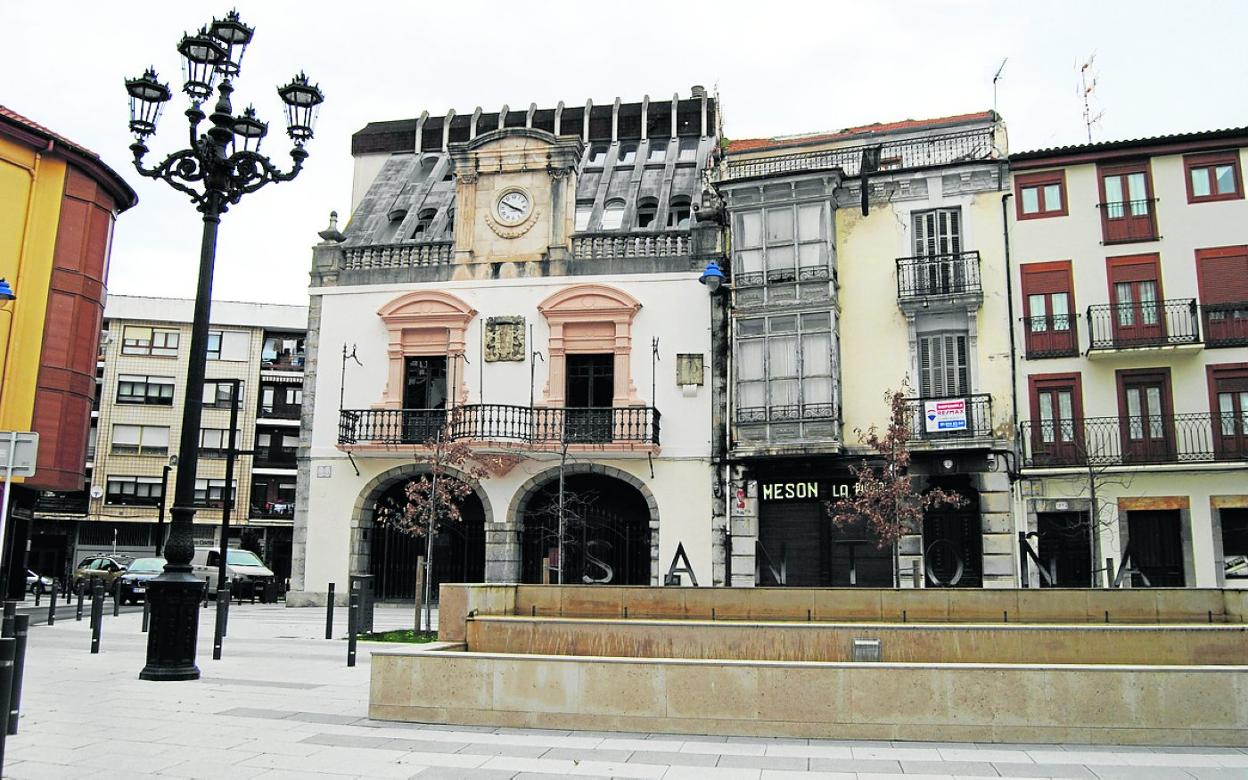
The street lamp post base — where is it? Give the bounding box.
[139,572,203,681]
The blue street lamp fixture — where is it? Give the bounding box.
[0,279,15,303]
[699,260,726,292]
[123,9,323,682]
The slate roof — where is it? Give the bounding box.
[727,111,997,155]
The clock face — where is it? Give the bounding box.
[496,190,531,224]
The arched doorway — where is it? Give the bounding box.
[355,467,488,601]
[518,474,652,585]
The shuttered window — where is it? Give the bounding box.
[1196,246,1248,347]
[918,332,969,398]
[913,208,962,257]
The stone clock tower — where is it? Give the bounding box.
[448,128,582,268]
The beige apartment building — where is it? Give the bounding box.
[30,295,307,585]
[1010,128,1248,588]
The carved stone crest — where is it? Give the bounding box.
[484,316,526,362]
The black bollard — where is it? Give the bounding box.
[347,591,358,668]
[212,581,230,661]
[2,602,14,639]
[47,581,57,626]
[325,582,335,639]
[33,588,39,608]
[75,585,84,621]
[89,585,103,654]
[113,580,121,617]
[141,597,150,633]
[203,577,210,608]
[8,616,28,735]
[0,637,15,772]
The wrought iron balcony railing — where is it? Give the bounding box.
[339,404,660,448]
[341,241,454,270]
[1202,302,1248,348]
[896,251,982,301]
[1097,199,1158,243]
[1021,314,1080,358]
[1021,413,1248,467]
[903,394,994,441]
[570,231,690,260]
[1086,299,1200,351]
[250,502,295,519]
[722,127,998,181]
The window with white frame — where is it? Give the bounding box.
[193,478,237,507]
[111,425,170,456]
[202,380,242,408]
[105,475,164,505]
[735,312,834,422]
[574,201,593,231]
[917,332,969,398]
[600,199,626,230]
[198,428,242,457]
[206,330,249,361]
[733,203,828,288]
[116,375,175,405]
[121,326,180,357]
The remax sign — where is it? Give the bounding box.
[924,399,968,432]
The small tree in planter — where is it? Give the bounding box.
[375,413,489,631]
[823,387,966,587]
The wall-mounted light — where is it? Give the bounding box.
[0,278,16,306]
[699,260,726,293]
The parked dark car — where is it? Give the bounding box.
[117,557,165,604]
[26,570,53,595]
[72,554,134,593]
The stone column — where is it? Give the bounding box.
[485,522,521,582]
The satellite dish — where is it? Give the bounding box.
[90,486,104,499]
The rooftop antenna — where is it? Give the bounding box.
[991,57,1008,115]
[1078,54,1104,143]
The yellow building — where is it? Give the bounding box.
[0,105,136,595]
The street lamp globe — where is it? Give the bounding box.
[125,68,171,139]
[232,105,268,154]
[208,9,254,77]
[178,27,227,102]
[278,72,324,146]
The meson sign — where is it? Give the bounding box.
[759,480,862,501]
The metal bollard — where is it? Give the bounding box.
[113,580,121,617]
[1,603,13,639]
[213,581,231,660]
[325,582,335,639]
[0,637,15,771]
[141,597,151,633]
[8,616,28,735]
[75,585,85,621]
[90,585,103,654]
[33,588,39,608]
[347,591,358,668]
[203,577,210,608]
[47,581,57,626]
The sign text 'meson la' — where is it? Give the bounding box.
[759,479,863,502]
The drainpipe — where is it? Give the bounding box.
[0,140,52,409]
[1000,187,1019,440]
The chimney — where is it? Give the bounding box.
[690,85,706,99]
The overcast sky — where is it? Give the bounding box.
[3,0,1245,306]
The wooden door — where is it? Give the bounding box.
[1108,255,1164,346]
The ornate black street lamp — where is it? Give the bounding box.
[125,10,323,681]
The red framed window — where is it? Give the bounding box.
[1106,254,1165,347]
[1195,245,1248,347]
[1015,170,1068,219]
[1098,161,1157,243]
[1208,364,1248,460]
[1116,368,1175,463]
[1028,373,1084,465]
[1021,261,1077,357]
[1185,151,1244,203]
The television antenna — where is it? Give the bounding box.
[991,58,1008,115]
[1078,54,1104,143]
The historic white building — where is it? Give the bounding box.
[291,91,726,603]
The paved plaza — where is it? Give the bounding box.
[3,603,1245,779]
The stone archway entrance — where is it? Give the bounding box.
[351,465,491,601]
[512,469,657,586]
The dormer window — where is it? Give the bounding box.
[418,157,438,178]
[443,208,455,236]
[647,142,667,163]
[618,144,637,164]
[601,199,626,230]
[574,201,593,231]
[678,139,698,162]
[587,145,608,166]
[411,208,437,238]
[668,197,691,230]
[636,198,658,229]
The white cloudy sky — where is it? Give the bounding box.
[3,0,1245,305]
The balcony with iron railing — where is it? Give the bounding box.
[1021,314,1080,359]
[1202,302,1248,348]
[903,394,994,443]
[721,127,999,181]
[1021,413,1248,468]
[250,501,296,520]
[1097,199,1159,244]
[1086,299,1200,354]
[896,251,982,306]
[338,404,660,451]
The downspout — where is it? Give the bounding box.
[1000,184,1019,440]
[0,140,52,409]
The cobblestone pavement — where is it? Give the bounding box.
[5,604,1245,779]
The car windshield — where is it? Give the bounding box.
[227,550,265,567]
[128,558,165,573]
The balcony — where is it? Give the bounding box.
[895,251,982,307]
[250,502,295,520]
[1021,314,1080,359]
[341,241,454,270]
[1203,302,1248,348]
[1086,299,1200,354]
[338,405,660,451]
[1097,199,1158,244]
[570,231,690,260]
[1021,413,1248,468]
[904,394,994,443]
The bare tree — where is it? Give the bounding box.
[824,387,966,587]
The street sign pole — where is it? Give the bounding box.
[0,433,38,595]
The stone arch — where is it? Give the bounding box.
[348,463,494,581]
[504,463,660,585]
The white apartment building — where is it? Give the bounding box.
[30,295,307,584]
[1010,128,1248,588]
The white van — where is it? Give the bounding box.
[190,547,276,594]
